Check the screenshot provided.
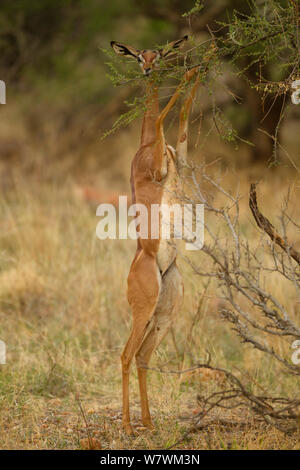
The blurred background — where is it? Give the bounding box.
[0,0,299,450]
[1,0,299,192]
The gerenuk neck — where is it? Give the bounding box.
[140,80,159,147]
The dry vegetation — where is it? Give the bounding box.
[1,0,300,444]
[0,112,299,449]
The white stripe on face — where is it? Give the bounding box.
[138,51,160,74]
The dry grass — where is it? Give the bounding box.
[0,161,299,450]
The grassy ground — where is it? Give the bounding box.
[0,165,299,450]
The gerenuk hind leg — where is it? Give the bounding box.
[135,261,183,429]
[121,250,161,434]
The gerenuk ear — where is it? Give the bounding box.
[160,35,188,58]
[110,41,140,58]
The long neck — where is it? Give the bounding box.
[140,80,159,146]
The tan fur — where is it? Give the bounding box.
[119,67,201,435]
[110,36,203,435]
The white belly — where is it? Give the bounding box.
[157,149,182,274]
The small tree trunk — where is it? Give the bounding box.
[246,84,285,164]
[245,62,285,164]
